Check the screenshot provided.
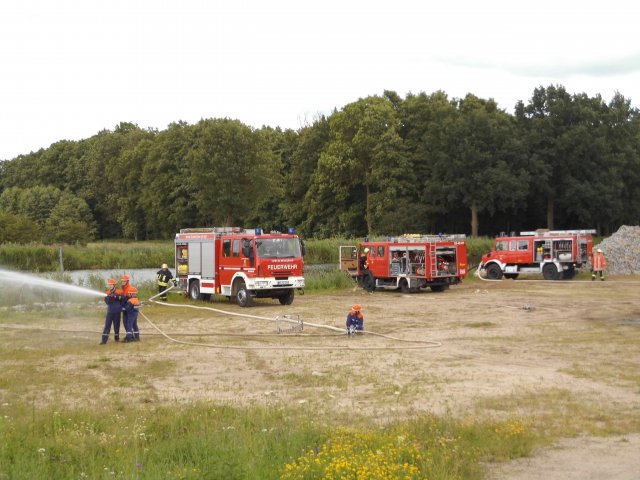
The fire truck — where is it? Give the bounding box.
[479,229,595,280]
[339,234,468,293]
[174,227,305,307]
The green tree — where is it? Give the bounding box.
[280,118,330,236]
[0,185,63,226]
[186,119,281,226]
[418,94,528,236]
[398,90,457,233]
[74,123,154,238]
[0,211,41,243]
[600,92,640,232]
[43,192,97,244]
[244,126,292,230]
[139,121,201,238]
[304,96,411,237]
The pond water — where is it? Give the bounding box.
[66,268,160,286]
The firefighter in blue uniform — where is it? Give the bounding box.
[124,287,141,342]
[101,279,123,344]
[346,304,364,335]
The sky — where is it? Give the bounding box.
[1,0,639,160]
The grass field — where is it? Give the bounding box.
[1,273,638,479]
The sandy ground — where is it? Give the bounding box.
[3,276,640,478]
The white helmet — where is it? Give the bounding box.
[596,248,602,253]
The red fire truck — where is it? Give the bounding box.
[340,234,468,293]
[479,229,595,280]
[175,227,305,307]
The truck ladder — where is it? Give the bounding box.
[429,242,438,278]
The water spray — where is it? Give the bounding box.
[0,268,105,298]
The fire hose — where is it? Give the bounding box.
[142,284,442,350]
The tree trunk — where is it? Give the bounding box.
[366,183,372,235]
[546,198,554,230]
[470,200,479,237]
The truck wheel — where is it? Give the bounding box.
[486,264,503,280]
[235,281,253,307]
[430,285,445,292]
[188,281,202,300]
[400,278,411,293]
[542,263,560,280]
[504,273,519,280]
[278,289,295,305]
[362,272,375,292]
[562,266,576,280]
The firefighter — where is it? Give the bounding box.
[101,279,123,344]
[359,248,369,271]
[124,287,141,342]
[591,248,607,281]
[346,304,364,335]
[156,263,173,301]
[120,275,134,337]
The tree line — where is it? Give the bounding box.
[1,84,638,244]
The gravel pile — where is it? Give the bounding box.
[596,225,640,274]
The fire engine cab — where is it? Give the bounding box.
[340,234,468,293]
[175,227,305,307]
[479,229,595,280]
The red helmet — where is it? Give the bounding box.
[107,278,117,286]
[120,275,130,282]
[351,304,361,312]
[128,287,137,296]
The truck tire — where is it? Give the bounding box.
[504,273,519,280]
[486,263,503,280]
[400,278,411,293]
[542,263,560,280]
[189,281,202,300]
[278,289,295,305]
[562,266,576,280]
[430,285,445,292]
[235,280,253,307]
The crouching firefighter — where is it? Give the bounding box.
[346,304,364,335]
[124,287,141,342]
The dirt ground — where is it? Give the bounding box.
[4,276,640,478]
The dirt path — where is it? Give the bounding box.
[489,434,640,480]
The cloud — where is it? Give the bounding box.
[441,52,640,79]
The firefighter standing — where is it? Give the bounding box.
[156,263,173,301]
[591,248,607,281]
[359,248,369,271]
[346,304,364,335]
[120,275,134,337]
[101,279,123,344]
[124,287,141,342]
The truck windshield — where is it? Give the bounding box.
[255,238,301,259]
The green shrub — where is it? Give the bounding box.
[305,268,356,291]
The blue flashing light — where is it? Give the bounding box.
[255,227,263,235]
[288,227,295,234]
[364,236,369,242]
